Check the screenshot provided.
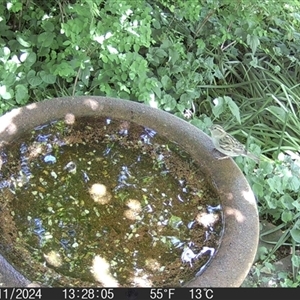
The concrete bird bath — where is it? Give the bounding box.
[0,96,259,287]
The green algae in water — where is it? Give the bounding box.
[0,117,223,287]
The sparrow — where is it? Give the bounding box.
[209,124,259,163]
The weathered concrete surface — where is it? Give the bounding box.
[0,96,259,287]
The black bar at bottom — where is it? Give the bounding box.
[0,287,297,300]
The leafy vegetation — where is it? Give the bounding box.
[1,0,300,286]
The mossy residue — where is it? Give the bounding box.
[0,117,223,287]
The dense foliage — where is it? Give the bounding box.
[1,0,300,286]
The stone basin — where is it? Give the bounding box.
[0,96,259,287]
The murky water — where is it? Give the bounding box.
[0,117,223,287]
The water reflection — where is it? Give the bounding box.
[0,117,223,287]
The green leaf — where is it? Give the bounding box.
[169,48,180,64]
[54,62,75,77]
[80,68,90,87]
[23,52,37,67]
[15,85,28,104]
[16,35,31,47]
[279,194,294,210]
[152,84,161,98]
[27,70,42,87]
[252,182,264,197]
[267,176,283,194]
[292,200,300,211]
[224,96,241,124]
[263,194,278,210]
[212,97,225,118]
[260,161,274,174]
[162,95,176,111]
[118,83,130,94]
[161,75,172,90]
[289,176,300,192]
[63,40,71,46]
[0,85,13,100]
[3,73,15,87]
[291,254,300,268]
[42,21,55,32]
[247,34,260,54]
[39,71,56,84]
[0,47,11,63]
[291,227,300,243]
[190,118,206,130]
[250,56,260,68]
[281,211,293,223]
[179,93,193,106]
[267,106,287,122]
[107,54,117,63]
[129,72,136,80]
[153,48,168,59]
[101,54,108,63]
[124,43,131,52]
[121,72,127,81]
[176,104,186,113]
[119,91,130,99]
[37,32,55,48]
[152,19,161,29]
[8,1,22,12]
[133,44,140,52]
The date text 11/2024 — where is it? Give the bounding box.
[0,288,214,300]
